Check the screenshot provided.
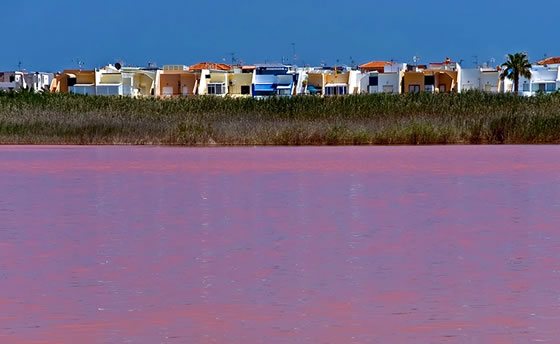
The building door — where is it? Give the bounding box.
[163,86,173,96]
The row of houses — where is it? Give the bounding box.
[2,56,560,97]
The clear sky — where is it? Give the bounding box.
[2,0,558,71]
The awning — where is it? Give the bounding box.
[325,83,347,87]
[276,85,292,89]
[65,73,76,78]
[254,84,274,92]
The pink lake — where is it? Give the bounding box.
[1,146,560,343]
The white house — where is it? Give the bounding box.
[522,65,558,96]
[25,72,54,92]
[0,71,28,91]
[502,64,559,96]
[358,62,406,94]
[251,64,297,97]
[94,64,141,97]
[0,71,54,92]
[460,67,500,92]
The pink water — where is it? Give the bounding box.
[1,146,560,343]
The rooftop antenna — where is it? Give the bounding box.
[412,55,420,65]
[17,61,22,71]
[490,57,496,66]
[291,42,296,65]
[230,52,236,66]
[74,58,84,70]
[472,55,479,67]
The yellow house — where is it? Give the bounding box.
[121,67,158,97]
[95,64,136,96]
[159,65,198,97]
[227,70,253,97]
[306,71,324,95]
[198,70,229,96]
[52,70,96,94]
[403,59,461,93]
[323,70,350,96]
[304,68,351,96]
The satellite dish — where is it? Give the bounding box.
[115,62,122,70]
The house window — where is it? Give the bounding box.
[9,75,15,82]
[409,84,420,93]
[424,75,435,85]
[369,76,378,86]
[438,84,446,93]
[325,85,347,96]
[241,85,250,94]
[546,83,556,92]
[522,83,530,92]
[207,83,224,95]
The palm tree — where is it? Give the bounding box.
[500,53,532,93]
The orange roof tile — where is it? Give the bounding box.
[189,62,232,71]
[359,61,392,69]
[537,56,560,65]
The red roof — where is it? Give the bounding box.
[359,61,392,70]
[537,56,560,65]
[189,62,232,71]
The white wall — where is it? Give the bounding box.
[378,73,399,94]
[348,70,364,94]
[460,68,480,92]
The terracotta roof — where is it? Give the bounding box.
[359,61,392,69]
[188,62,232,71]
[537,56,560,65]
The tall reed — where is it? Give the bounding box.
[1,91,560,145]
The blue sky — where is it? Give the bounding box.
[2,0,558,71]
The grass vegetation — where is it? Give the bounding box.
[1,91,560,145]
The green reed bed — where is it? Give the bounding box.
[1,91,560,145]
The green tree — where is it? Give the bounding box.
[500,53,532,93]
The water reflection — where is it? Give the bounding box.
[1,146,560,342]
